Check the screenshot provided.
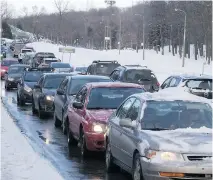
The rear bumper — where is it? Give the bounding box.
[85,132,106,152]
[141,158,212,180]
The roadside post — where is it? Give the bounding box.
[59,47,75,63]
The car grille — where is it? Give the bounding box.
[187,155,212,161]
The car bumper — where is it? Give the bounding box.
[85,132,106,152]
[141,158,212,180]
[21,91,33,103]
[6,80,19,88]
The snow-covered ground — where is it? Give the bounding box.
[27,42,212,84]
[0,104,63,180]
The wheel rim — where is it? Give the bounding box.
[106,144,111,168]
[134,159,141,180]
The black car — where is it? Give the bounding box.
[54,75,112,132]
[109,65,160,92]
[5,64,30,90]
[17,67,54,105]
[86,60,121,76]
[32,73,75,118]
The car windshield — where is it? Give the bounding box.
[87,87,144,109]
[185,79,212,90]
[44,60,58,64]
[8,66,26,74]
[96,63,119,75]
[1,61,18,66]
[69,78,111,95]
[24,72,42,82]
[43,76,66,89]
[75,67,87,72]
[125,69,157,83]
[51,63,70,68]
[141,101,212,130]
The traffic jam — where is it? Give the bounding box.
[1,41,212,180]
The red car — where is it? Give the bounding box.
[65,82,145,157]
[1,59,19,79]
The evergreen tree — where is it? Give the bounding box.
[2,21,13,39]
[17,22,23,30]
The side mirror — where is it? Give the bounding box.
[73,101,83,109]
[57,89,65,95]
[34,84,41,89]
[119,118,135,129]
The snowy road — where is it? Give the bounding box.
[1,80,130,180]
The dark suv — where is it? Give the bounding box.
[86,60,121,76]
[109,65,160,92]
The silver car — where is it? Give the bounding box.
[106,91,212,180]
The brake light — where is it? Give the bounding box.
[156,82,160,86]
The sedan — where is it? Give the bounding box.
[54,75,112,133]
[106,91,212,180]
[32,73,75,118]
[1,59,19,79]
[66,82,145,157]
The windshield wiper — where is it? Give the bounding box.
[142,128,170,131]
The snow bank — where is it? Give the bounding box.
[1,104,63,180]
[26,42,212,83]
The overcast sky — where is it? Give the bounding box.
[7,0,143,16]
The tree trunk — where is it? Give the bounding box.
[194,41,198,60]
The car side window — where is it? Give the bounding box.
[38,76,44,86]
[161,77,172,89]
[116,97,136,119]
[169,77,181,87]
[126,99,141,121]
[110,70,120,81]
[75,87,87,104]
[59,78,68,92]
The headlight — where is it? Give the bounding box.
[46,95,54,101]
[93,123,107,133]
[8,77,14,81]
[24,85,32,92]
[146,150,184,161]
[1,69,6,72]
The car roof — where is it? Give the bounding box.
[70,75,111,80]
[43,73,75,76]
[134,89,209,103]
[51,62,69,64]
[85,82,144,89]
[122,65,149,70]
[10,64,30,67]
[171,73,212,79]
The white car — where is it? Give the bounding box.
[18,48,34,61]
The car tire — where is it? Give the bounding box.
[79,130,89,157]
[38,102,45,119]
[17,93,25,106]
[132,153,143,180]
[54,111,61,128]
[62,115,67,135]
[67,121,76,145]
[5,84,10,91]
[32,98,37,114]
[106,140,118,173]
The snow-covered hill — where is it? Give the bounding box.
[27,42,212,83]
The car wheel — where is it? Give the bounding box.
[17,93,20,105]
[38,102,45,119]
[32,98,37,114]
[67,121,76,145]
[106,140,118,173]
[132,153,143,180]
[62,115,67,135]
[18,93,25,106]
[54,111,61,128]
[79,130,89,157]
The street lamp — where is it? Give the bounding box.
[135,13,145,60]
[112,13,122,54]
[175,8,187,67]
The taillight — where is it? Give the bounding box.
[156,82,160,86]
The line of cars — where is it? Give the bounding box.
[1,55,212,179]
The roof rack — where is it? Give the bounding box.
[92,60,118,64]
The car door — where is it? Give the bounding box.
[33,76,44,109]
[119,99,141,168]
[69,87,87,139]
[160,76,172,89]
[55,78,68,120]
[110,97,136,160]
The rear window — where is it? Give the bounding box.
[51,63,71,68]
[1,61,18,66]
[24,72,42,82]
[43,75,67,89]
[125,69,157,83]
[22,49,32,53]
[8,66,26,74]
[186,79,212,90]
[44,60,58,64]
[96,63,120,75]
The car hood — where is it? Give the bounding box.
[0,66,8,70]
[43,88,57,96]
[25,82,37,89]
[8,73,22,79]
[87,109,115,123]
[140,128,212,154]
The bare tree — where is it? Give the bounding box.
[1,0,13,20]
[21,6,28,17]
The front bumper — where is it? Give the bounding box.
[6,80,19,88]
[20,90,33,103]
[141,158,212,180]
[85,132,106,152]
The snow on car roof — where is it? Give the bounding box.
[135,88,209,103]
[86,82,144,88]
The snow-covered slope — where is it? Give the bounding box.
[9,25,35,40]
[27,42,212,83]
